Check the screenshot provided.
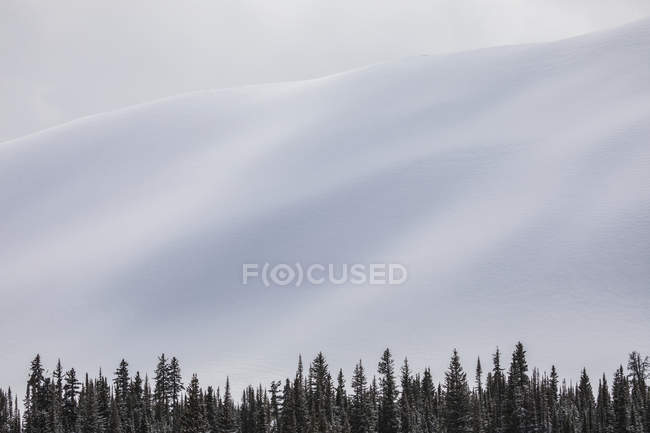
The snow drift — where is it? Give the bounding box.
[1,19,649,392]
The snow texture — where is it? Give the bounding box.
[1,18,649,393]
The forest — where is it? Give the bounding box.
[1,343,648,433]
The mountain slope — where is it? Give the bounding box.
[1,19,649,391]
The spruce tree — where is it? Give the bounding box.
[269,381,281,433]
[293,357,308,433]
[421,369,438,433]
[309,352,333,433]
[113,359,130,433]
[504,343,530,433]
[443,349,471,433]
[168,358,184,432]
[181,374,208,433]
[153,354,170,428]
[220,378,236,433]
[577,369,596,433]
[24,354,48,433]
[596,374,613,433]
[350,361,372,433]
[280,380,297,433]
[611,367,629,433]
[377,349,400,433]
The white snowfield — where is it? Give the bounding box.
[1,19,649,392]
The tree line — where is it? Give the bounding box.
[1,342,648,433]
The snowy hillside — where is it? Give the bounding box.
[1,19,649,392]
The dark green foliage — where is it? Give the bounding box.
[444,350,471,433]
[5,346,647,433]
[180,375,207,433]
[378,349,399,433]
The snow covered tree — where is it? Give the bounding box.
[444,349,471,433]
[378,349,400,433]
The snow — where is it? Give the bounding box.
[1,18,649,394]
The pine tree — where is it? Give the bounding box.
[181,374,208,433]
[309,352,333,433]
[280,380,297,433]
[109,398,122,433]
[78,374,100,433]
[220,378,236,433]
[113,360,130,433]
[444,349,471,433]
[378,349,400,433]
[130,372,145,433]
[421,369,438,433]
[350,361,373,433]
[96,370,111,433]
[24,354,48,433]
[577,369,596,433]
[168,358,184,432]
[611,366,629,433]
[62,368,80,433]
[626,352,648,433]
[487,349,505,433]
[472,358,486,433]
[596,374,613,433]
[205,386,219,433]
[269,381,281,433]
[153,354,169,428]
[399,358,419,433]
[504,343,529,433]
[335,369,351,433]
[293,357,308,433]
[141,375,153,433]
[547,366,559,433]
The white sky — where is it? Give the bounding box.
[2,0,650,142]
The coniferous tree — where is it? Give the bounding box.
[140,375,153,433]
[377,349,400,433]
[168,358,184,433]
[280,380,297,433]
[113,360,131,433]
[181,374,208,433]
[62,368,80,433]
[293,357,308,433]
[421,369,439,433]
[78,374,100,433]
[399,358,419,433]
[205,387,219,433]
[4,345,649,433]
[350,361,373,433]
[504,343,529,433]
[487,349,506,433]
[220,378,236,433]
[269,381,281,433]
[24,354,48,433]
[577,369,596,433]
[153,354,169,429]
[335,369,351,433]
[596,374,613,433]
[309,352,333,433]
[96,370,111,433]
[1,388,21,433]
[472,358,486,433]
[109,398,122,433]
[626,352,648,433]
[547,366,559,433]
[444,349,471,433]
[611,367,629,433]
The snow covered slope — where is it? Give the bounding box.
[1,19,649,392]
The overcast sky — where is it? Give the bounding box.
[2,0,650,141]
